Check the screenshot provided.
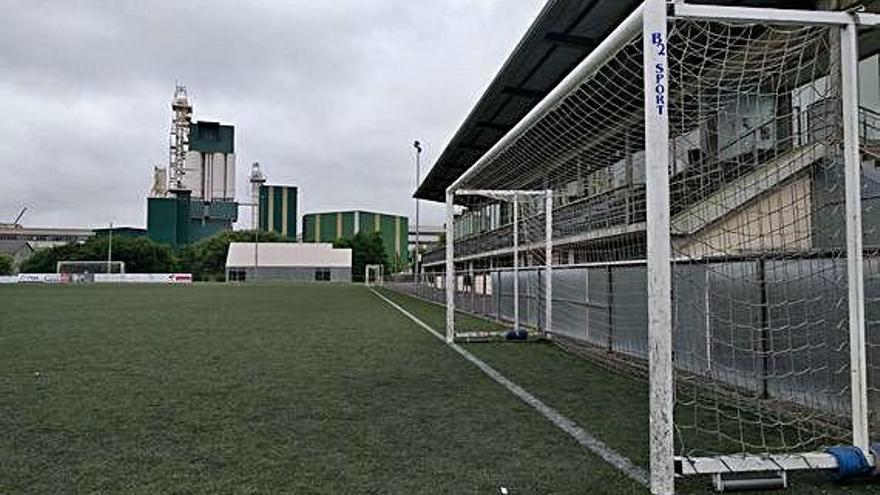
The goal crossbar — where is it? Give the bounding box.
[671,3,880,27]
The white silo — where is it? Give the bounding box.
[211,152,226,200]
[225,153,236,200]
[182,151,203,197]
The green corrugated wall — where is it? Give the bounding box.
[319,214,337,242]
[147,198,179,247]
[302,215,315,242]
[259,185,297,238]
[148,196,238,249]
[300,210,410,271]
[342,212,355,239]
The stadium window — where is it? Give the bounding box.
[314,269,331,281]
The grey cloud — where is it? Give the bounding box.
[0,0,544,229]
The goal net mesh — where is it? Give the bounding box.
[365,264,385,286]
[449,192,551,338]
[57,260,126,274]
[442,16,863,460]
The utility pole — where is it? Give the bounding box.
[255,224,260,283]
[107,222,113,274]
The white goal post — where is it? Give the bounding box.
[365,264,384,286]
[447,189,553,341]
[57,260,126,274]
[443,1,879,493]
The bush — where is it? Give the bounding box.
[18,229,296,281]
[0,254,13,275]
[178,230,289,281]
[334,232,389,282]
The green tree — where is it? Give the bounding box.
[178,230,289,281]
[19,236,176,274]
[334,232,388,282]
[0,254,13,275]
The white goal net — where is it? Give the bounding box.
[439,2,880,492]
[57,260,126,275]
[365,264,384,286]
[448,189,553,341]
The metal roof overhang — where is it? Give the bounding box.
[415,0,879,203]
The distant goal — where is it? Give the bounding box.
[365,264,384,286]
[57,260,125,275]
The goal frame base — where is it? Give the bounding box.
[675,451,874,477]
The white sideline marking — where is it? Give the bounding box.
[370,289,650,488]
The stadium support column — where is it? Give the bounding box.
[445,190,455,343]
[644,0,673,493]
[841,18,869,454]
[544,190,553,335]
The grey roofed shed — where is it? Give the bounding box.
[225,242,353,282]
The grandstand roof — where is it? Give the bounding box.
[413,0,854,203]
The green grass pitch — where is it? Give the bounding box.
[1,283,877,494]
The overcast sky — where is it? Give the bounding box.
[0,0,545,231]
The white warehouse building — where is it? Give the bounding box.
[225,242,352,283]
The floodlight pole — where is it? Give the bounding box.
[644,0,674,493]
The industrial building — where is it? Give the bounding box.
[0,223,146,271]
[0,223,93,243]
[92,227,147,238]
[147,194,238,248]
[0,241,42,270]
[147,86,238,249]
[248,162,298,238]
[225,242,351,282]
[302,211,409,270]
[258,184,297,237]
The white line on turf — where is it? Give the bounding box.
[370,288,650,488]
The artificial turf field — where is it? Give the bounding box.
[1,283,878,494]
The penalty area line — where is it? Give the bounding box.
[370,288,650,488]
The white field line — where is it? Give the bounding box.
[370,288,650,488]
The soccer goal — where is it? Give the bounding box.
[447,189,553,342]
[57,260,126,275]
[444,1,880,492]
[365,264,384,286]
